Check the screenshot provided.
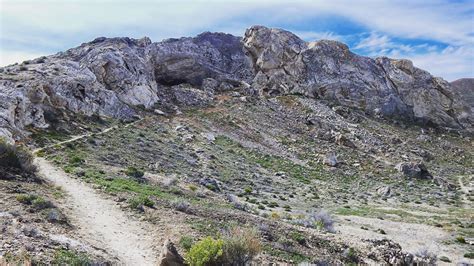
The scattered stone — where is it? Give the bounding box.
[47,209,68,224]
[154,109,166,115]
[201,132,215,142]
[376,186,391,197]
[323,153,338,167]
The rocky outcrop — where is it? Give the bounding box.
[243,26,473,129]
[0,26,472,143]
[0,33,252,143]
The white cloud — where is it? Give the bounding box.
[0,50,45,66]
[0,0,472,79]
[293,31,345,42]
[409,45,474,81]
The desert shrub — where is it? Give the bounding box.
[244,186,252,194]
[343,247,358,263]
[290,231,306,245]
[189,184,197,192]
[125,166,144,178]
[179,235,194,251]
[16,194,38,204]
[52,249,90,265]
[16,194,52,210]
[439,256,451,262]
[185,236,224,266]
[455,236,466,243]
[32,197,53,210]
[293,209,335,232]
[414,248,437,264]
[129,195,154,209]
[69,155,84,166]
[221,227,261,266]
[465,252,474,259]
[0,139,36,174]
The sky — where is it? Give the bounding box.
[0,0,473,81]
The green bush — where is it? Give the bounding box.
[185,237,224,266]
[125,166,144,178]
[0,139,36,174]
[455,236,466,244]
[16,194,37,204]
[129,195,154,209]
[32,197,52,210]
[69,155,84,166]
[52,249,90,265]
[16,194,52,210]
[465,252,474,259]
[244,186,252,194]
[179,235,194,251]
[439,256,451,262]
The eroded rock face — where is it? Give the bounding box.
[243,25,473,129]
[0,25,472,143]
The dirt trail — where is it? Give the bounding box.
[35,157,158,265]
[33,118,158,265]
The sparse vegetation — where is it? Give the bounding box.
[179,235,194,251]
[129,195,154,209]
[0,139,37,174]
[293,209,335,232]
[455,236,466,244]
[52,249,91,265]
[221,227,261,265]
[125,166,144,178]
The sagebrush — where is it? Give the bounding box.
[0,139,36,174]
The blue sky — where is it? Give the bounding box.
[1,0,473,81]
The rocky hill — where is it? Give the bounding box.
[0,26,472,144]
[1,26,473,264]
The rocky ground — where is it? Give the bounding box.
[18,90,472,264]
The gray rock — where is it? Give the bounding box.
[243,25,473,130]
[157,239,184,266]
[47,209,68,224]
[323,153,338,167]
[395,162,431,179]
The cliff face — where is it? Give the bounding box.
[243,26,472,129]
[0,26,472,143]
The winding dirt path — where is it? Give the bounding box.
[35,157,157,265]
[33,118,158,265]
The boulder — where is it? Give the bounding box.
[157,239,184,266]
[395,162,431,179]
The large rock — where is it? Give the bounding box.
[395,162,431,179]
[157,239,184,266]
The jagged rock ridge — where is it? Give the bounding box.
[0,26,472,143]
